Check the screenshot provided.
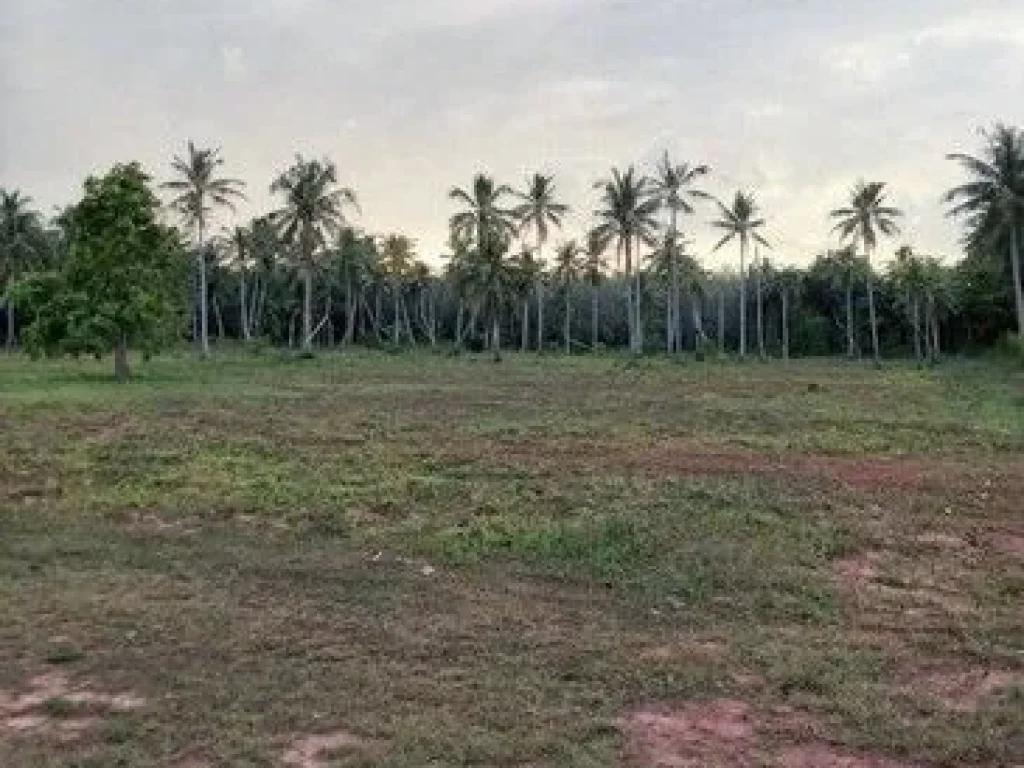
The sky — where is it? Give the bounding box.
[3,0,1024,268]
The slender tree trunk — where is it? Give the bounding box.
[325,291,333,347]
[624,238,635,353]
[591,286,599,351]
[212,296,225,341]
[240,269,250,341]
[845,284,855,358]
[392,282,400,345]
[634,234,643,354]
[928,292,939,361]
[718,286,725,354]
[692,299,704,348]
[521,299,529,352]
[402,296,414,345]
[5,300,13,352]
[665,284,674,355]
[739,237,747,359]
[1011,226,1024,338]
[492,315,502,362]
[344,273,356,345]
[669,210,678,355]
[782,290,790,362]
[536,234,545,352]
[198,220,210,358]
[456,302,464,348]
[564,285,571,354]
[755,249,765,359]
[866,251,881,366]
[114,333,129,383]
[912,295,922,361]
[302,267,313,353]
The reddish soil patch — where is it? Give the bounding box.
[619,699,757,767]
[833,551,885,586]
[0,672,144,739]
[280,729,380,767]
[638,640,727,664]
[989,530,1024,559]
[901,667,1024,713]
[776,744,920,767]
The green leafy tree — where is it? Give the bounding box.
[271,155,358,354]
[650,153,710,354]
[830,181,903,365]
[11,163,187,381]
[161,142,246,357]
[592,167,660,354]
[711,191,769,359]
[513,173,569,351]
[943,124,1024,337]
[510,245,540,352]
[0,190,46,351]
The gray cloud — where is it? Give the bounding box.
[3,0,1024,266]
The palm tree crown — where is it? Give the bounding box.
[271,155,358,267]
[591,166,660,273]
[449,174,517,251]
[162,142,246,235]
[651,152,710,218]
[513,173,569,252]
[711,191,769,253]
[830,181,902,252]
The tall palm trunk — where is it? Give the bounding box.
[5,299,13,352]
[912,294,922,361]
[781,290,790,362]
[344,272,356,345]
[738,236,747,359]
[845,284,855,358]
[197,218,210,357]
[718,286,725,353]
[591,285,599,351]
[563,285,571,354]
[392,282,400,345]
[521,299,529,352]
[669,208,679,355]
[634,234,643,354]
[624,238,635,353]
[302,264,313,353]
[865,249,880,366]
[755,248,765,359]
[1012,226,1024,337]
[536,235,545,352]
[492,315,502,363]
[239,268,250,341]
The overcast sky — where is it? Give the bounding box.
[3,0,1023,267]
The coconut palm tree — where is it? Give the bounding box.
[582,231,607,352]
[450,174,518,250]
[0,189,44,351]
[162,142,246,357]
[711,191,769,359]
[379,233,416,345]
[651,153,710,354]
[513,174,569,352]
[830,181,902,366]
[271,155,358,354]
[553,240,583,353]
[943,124,1024,337]
[592,167,660,354]
[510,245,540,352]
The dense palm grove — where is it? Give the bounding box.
[2,124,1023,373]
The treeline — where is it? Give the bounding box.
[1,124,1022,377]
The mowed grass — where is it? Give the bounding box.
[0,350,1022,766]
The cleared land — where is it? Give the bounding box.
[0,351,1022,767]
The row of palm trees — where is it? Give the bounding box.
[3,123,1021,361]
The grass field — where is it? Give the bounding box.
[1,350,1022,767]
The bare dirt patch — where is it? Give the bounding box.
[637,639,727,665]
[280,729,381,767]
[900,666,1024,713]
[989,530,1024,559]
[776,743,920,767]
[0,671,144,740]
[619,699,759,767]
[833,552,886,586]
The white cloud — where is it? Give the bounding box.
[221,45,246,82]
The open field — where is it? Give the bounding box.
[0,351,1022,767]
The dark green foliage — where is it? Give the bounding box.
[10,163,187,378]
